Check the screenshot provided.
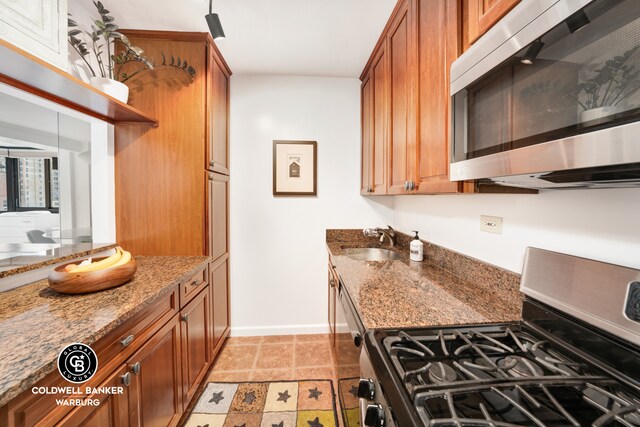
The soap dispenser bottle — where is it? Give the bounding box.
[410,230,424,262]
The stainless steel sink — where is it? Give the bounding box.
[342,247,402,261]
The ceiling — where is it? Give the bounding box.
[89,0,397,77]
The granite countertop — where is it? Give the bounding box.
[0,255,210,407]
[327,230,522,330]
[0,242,118,278]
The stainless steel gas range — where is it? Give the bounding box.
[358,248,640,426]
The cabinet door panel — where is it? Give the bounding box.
[58,365,131,427]
[416,0,460,193]
[181,287,211,405]
[208,172,228,261]
[387,1,416,194]
[208,54,229,174]
[466,0,520,46]
[129,315,182,427]
[361,73,373,195]
[372,47,388,194]
[210,254,229,350]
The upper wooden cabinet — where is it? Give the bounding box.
[360,45,389,195]
[463,0,520,48]
[387,0,417,195]
[360,0,460,195]
[115,31,231,256]
[208,52,230,175]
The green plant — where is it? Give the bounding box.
[68,1,195,83]
[574,45,640,110]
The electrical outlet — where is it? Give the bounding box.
[480,215,503,234]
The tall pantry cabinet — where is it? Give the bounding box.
[115,30,231,360]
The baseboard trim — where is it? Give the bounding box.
[230,323,330,337]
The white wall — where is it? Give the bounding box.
[393,188,640,273]
[229,75,393,336]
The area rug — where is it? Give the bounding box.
[184,380,339,427]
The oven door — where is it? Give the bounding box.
[336,283,365,427]
[450,0,640,185]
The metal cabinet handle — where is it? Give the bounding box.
[131,362,141,375]
[210,160,215,167]
[209,173,214,180]
[181,313,189,323]
[409,181,415,190]
[120,335,134,347]
[190,280,200,287]
[404,181,408,191]
[121,372,131,387]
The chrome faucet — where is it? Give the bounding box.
[363,226,396,247]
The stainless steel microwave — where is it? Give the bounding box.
[450,0,640,189]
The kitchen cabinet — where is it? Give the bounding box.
[208,172,228,262]
[210,254,230,351]
[0,0,68,70]
[361,45,388,195]
[415,0,460,194]
[115,30,231,257]
[128,314,183,427]
[463,0,520,48]
[387,0,417,195]
[181,287,211,406]
[360,0,460,195]
[208,52,230,175]
[58,365,131,427]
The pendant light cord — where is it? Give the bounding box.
[209,0,213,14]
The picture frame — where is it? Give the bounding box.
[272,140,317,196]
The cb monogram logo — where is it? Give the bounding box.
[57,343,98,384]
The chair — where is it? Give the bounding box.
[26,230,56,244]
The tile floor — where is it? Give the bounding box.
[207,334,338,383]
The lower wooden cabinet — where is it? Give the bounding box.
[181,288,211,406]
[1,265,230,427]
[129,312,183,427]
[210,254,230,351]
[58,365,131,427]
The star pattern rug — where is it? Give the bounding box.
[184,380,339,427]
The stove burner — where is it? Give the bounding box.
[499,355,544,378]
[427,362,457,384]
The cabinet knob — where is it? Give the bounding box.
[131,362,141,375]
[329,277,335,287]
[409,181,415,190]
[210,160,215,167]
[181,313,189,323]
[209,173,214,180]
[404,181,409,191]
[120,335,134,347]
[190,280,200,287]
[121,372,131,387]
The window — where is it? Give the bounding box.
[1,155,59,212]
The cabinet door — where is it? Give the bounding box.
[387,0,417,194]
[207,172,228,261]
[0,0,68,70]
[57,365,131,427]
[208,52,230,175]
[181,287,211,405]
[360,72,373,195]
[210,254,230,351]
[466,0,520,47]
[415,0,460,194]
[371,46,388,194]
[128,315,183,427]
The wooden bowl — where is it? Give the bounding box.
[48,257,137,295]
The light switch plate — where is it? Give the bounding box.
[480,215,503,234]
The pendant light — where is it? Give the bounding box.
[205,0,226,41]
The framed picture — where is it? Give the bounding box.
[273,140,317,196]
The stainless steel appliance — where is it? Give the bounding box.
[335,276,366,427]
[450,0,640,189]
[358,248,640,426]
